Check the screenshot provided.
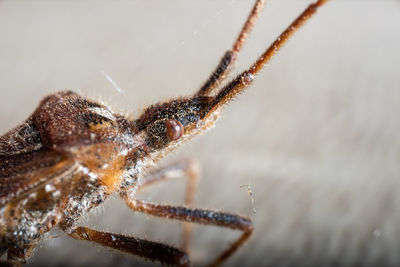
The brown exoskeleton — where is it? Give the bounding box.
[0,0,328,266]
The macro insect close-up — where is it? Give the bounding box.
[1,0,400,266]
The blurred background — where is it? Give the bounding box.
[0,0,399,266]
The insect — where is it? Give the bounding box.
[0,0,328,266]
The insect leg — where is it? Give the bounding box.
[139,158,199,204]
[65,226,189,267]
[6,244,36,264]
[124,198,253,266]
[139,158,199,252]
[196,0,266,97]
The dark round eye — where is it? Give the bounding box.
[165,120,184,141]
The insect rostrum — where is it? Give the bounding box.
[0,0,328,266]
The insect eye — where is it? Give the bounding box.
[165,120,184,141]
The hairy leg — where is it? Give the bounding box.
[64,226,190,267]
[139,158,199,251]
[5,244,36,265]
[124,198,253,266]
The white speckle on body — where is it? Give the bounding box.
[45,184,55,193]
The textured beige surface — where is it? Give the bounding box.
[0,1,400,266]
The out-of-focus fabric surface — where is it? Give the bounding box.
[0,1,399,266]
